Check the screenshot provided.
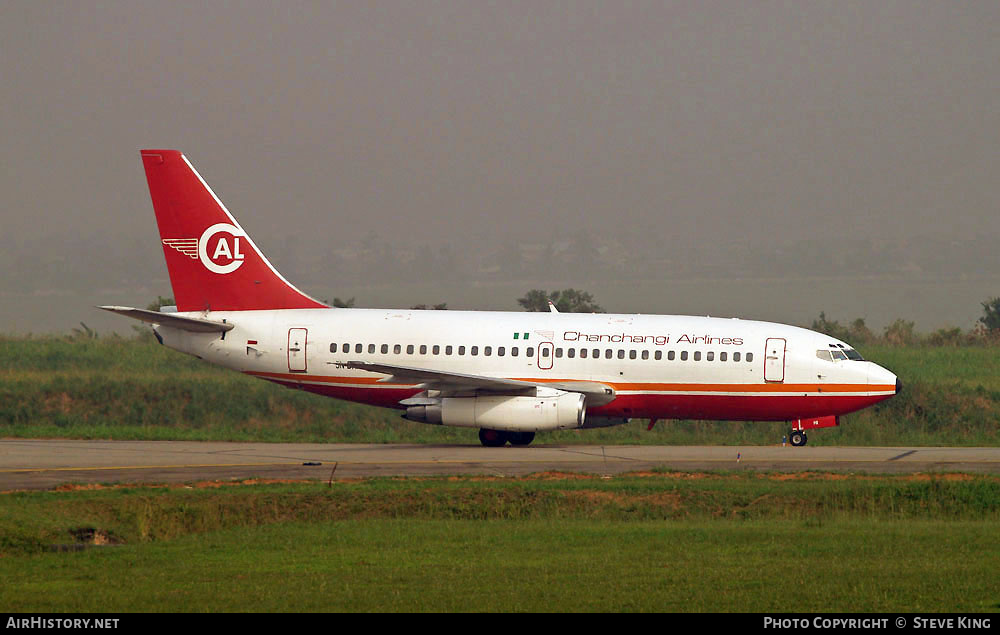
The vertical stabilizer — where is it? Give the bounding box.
[140,150,327,312]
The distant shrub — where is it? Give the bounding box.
[926,327,964,347]
[883,319,917,346]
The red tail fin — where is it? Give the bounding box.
[141,150,327,312]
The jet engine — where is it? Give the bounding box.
[404,392,586,431]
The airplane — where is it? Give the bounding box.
[102,149,901,447]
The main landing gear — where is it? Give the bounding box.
[478,429,535,447]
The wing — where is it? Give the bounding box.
[342,360,616,406]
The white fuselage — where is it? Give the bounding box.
[155,308,898,424]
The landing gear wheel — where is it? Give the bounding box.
[789,430,808,447]
[508,431,535,446]
[479,428,508,447]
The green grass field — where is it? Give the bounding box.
[1,473,998,612]
[0,335,997,445]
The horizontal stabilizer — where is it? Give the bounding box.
[98,306,234,333]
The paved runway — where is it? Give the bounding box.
[1,440,999,490]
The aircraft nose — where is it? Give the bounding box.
[867,363,898,395]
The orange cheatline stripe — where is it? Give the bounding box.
[518,377,891,393]
[245,371,893,394]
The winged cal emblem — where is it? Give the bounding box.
[162,238,199,259]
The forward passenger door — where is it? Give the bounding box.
[764,338,785,382]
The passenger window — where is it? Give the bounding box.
[680,351,688,361]
[555,348,563,358]
[628,350,636,360]
[605,349,613,359]
[498,347,505,357]
[541,348,549,358]
[381,344,388,354]
[567,348,575,358]
[668,351,675,361]
[458,346,466,355]
[654,351,662,361]
[433,345,440,355]
[446,345,453,355]
[394,344,401,354]
[720,352,727,362]
[733,352,741,362]
[369,344,376,354]
[471,346,478,356]
[707,352,714,361]
[512,347,519,357]
[419,345,427,354]
[747,353,754,362]
[694,351,702,361]
[340,343,347,353]
[356,344,363,354]
[642,350,649,360]
[580,349,588,359]
[485,346,492,356]
[329,343,336,353]
[526,347,534,357]
[594,349,601,359]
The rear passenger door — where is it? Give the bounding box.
[288,328,308,372]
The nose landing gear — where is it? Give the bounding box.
[787,415,838,447]
[789,430,808,447]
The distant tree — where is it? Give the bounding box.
[69,322,98,341]
[518,290,552,312]
[145,296,175,312]
[926,327,964,346]
[411,303,448,310]
[810,312,851,342]
[883,319,917,346]
[848,318,875,345]
[980,297,1000,332]
[518,289,604,313]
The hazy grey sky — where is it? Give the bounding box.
[2,1,998,333]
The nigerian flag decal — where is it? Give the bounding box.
[513,332,529,340]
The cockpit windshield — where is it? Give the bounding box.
[816,345,865,362]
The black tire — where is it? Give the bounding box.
[789,430,807,447]
[508,431,536,446]
[479,428,508,447]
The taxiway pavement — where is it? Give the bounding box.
[1,440,998,490]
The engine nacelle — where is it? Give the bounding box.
[405,393,586,431]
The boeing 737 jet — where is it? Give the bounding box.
[103,150,900,447]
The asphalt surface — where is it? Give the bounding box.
[1,440,999,490]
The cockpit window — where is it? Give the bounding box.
[821,344,866,361]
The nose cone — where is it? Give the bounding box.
[867,362,899,398]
